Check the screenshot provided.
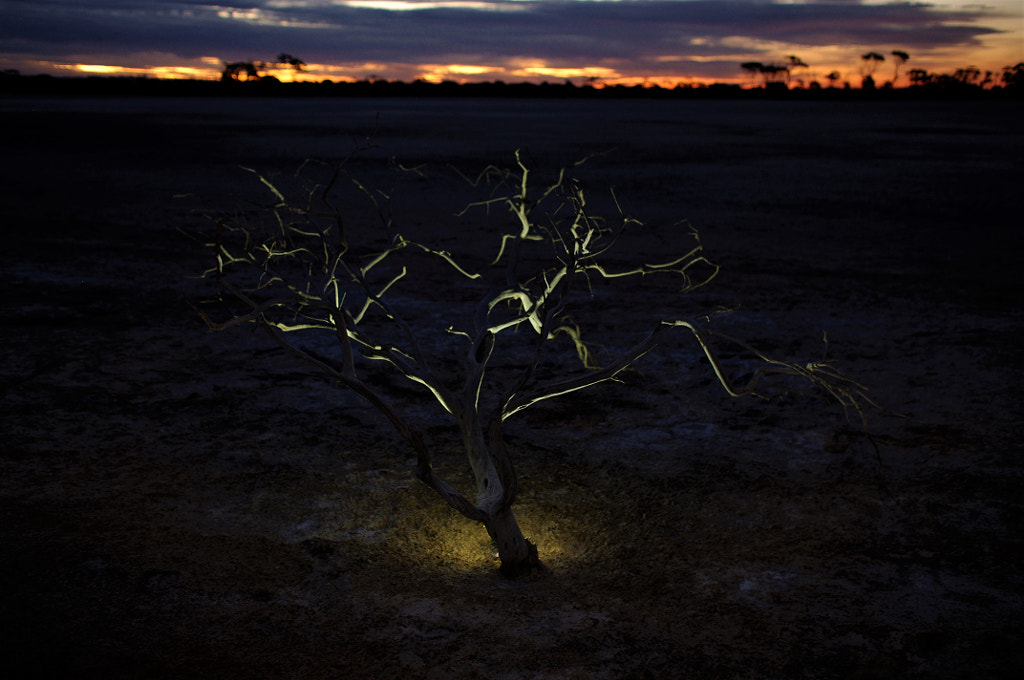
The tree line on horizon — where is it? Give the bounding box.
[216,51,1023,93]
[740,51,1023,92]
[212,51,1024,95]
[3,53,1021,97]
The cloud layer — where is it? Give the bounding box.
[0,0,1014,81]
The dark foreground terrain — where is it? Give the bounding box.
[1,96,1022,678]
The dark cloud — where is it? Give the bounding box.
[0,0,1006,75]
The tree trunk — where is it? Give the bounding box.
[485,506,540,578]
[458,413,542,576]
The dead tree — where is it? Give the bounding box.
[196,145,869,576]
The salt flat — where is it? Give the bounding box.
[2,96,1021,678]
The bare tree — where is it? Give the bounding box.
[195,146,870,576]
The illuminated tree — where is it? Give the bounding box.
[195,147,870,576]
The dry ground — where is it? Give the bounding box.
[1,96,1022,678]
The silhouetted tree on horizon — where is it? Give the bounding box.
[740,62,764,87]
[276,53,306,72]
[739,60,791,88]
[221,61,260,82]
[954,66,982,86]
[891,51,909,86]
[860,52,885,88]
[1002,62,1024,88]
[221,54,306,82]
[786,55,808,85]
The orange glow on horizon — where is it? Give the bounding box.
[30,57,791,88]
[22,43,1023,89]
[2,0,1018,89]
[59,62,219,80]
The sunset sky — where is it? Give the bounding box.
[1,0,1021,87]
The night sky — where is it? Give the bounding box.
[1,0,1021,85]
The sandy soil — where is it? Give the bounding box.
[1,96,1022,679]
